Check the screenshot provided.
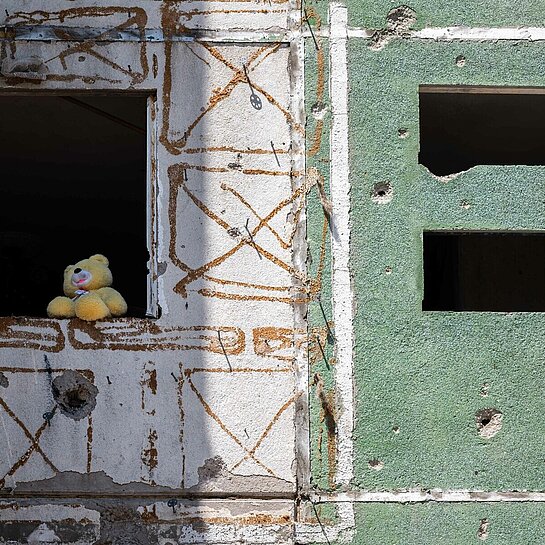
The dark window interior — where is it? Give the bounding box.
[0,95,148,317]
[419,88,545,176]
[423,231,545,312]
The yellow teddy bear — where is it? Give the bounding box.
[47,254,127,321]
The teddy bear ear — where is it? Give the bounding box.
[89,254,109,266]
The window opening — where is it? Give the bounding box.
[423,231,545,312]
[0,95,151,317]
[419,86,545,176]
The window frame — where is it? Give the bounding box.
[0,90,159,319]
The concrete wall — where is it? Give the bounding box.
[0,2,305,543]
[2,0,545,543]
[306,1,545,543]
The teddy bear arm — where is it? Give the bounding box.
[74,292,111,321]
[96,287,128,317]
[47,296,76,318]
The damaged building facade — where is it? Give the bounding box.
[2,0,545,543]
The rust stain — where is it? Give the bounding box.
[160,37,301,153]
[143,513,291,525]
[169,164,308,299]
[179,9,286,21]
[188,514,291,525]
[172,163,294,176]
[253,327,293,360]
[308,218,330,299]
[5,8,148,86]
[176,362,185,488]
[184,146,289,155]
[313,374,337,488]
[202,275,290,292]
[68,319,245,355]
[142,365,158,394]
[230,391,301,472]
[152,53,158,79]
[198,289,307,305]
[140,504,159,523]
[308,325,334,367]
[0,402,58,488]
[184,367,291,376]
[307,7,326,158]
[142,429,159,483]
[0,318,64,352]
[0,367,95,483]
[141,362,158,411]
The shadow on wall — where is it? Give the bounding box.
[0,8,297,542]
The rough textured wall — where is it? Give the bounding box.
[2,0,545,544]
[304,1,545,544]
[0,1,309,543]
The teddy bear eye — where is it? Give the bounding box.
[74,268,82,274]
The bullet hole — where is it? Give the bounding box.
[311,101,328,120]
[0,372,8,388]
[386,5,417,32]
[369,6,416,51]
[461,199,471,209]
[78,56,86,62]
[227,162,242,171]
[477,518,489,541]
[480,383,489,397]
[227,227,242,238]
[157,261,168,276]
[368,459,384,471]
[475,408,503,439]
[371,182,393,204]
[392,426,400,434]
[385,266,393,275]
[456,55,466,67]
[398,128,409,138]
[52,370,98,421]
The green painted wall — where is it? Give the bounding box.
[304,8,545,545]
[348,1,545,30]
[349,39,545,490]
[305,36,337,490]
[356,503,545,544]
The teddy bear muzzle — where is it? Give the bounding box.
[71,269,92,288]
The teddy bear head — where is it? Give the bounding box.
[63,254,113,298]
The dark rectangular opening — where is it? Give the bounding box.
[0,95,148,317]
[423,231,545,312]
[419,87,545,177]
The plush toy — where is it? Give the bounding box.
[47,254,127,321]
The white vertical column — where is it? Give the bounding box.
[329,2,355,490]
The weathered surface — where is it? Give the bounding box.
[349,1,545,29]
[2,0,545,543]
[349,38,545,491]
[356,503,545,544]
[0,1,303,542]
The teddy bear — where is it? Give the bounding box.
[47,254,127,321]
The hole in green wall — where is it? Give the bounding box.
[419,87,545,176]
[423,231,545,311]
